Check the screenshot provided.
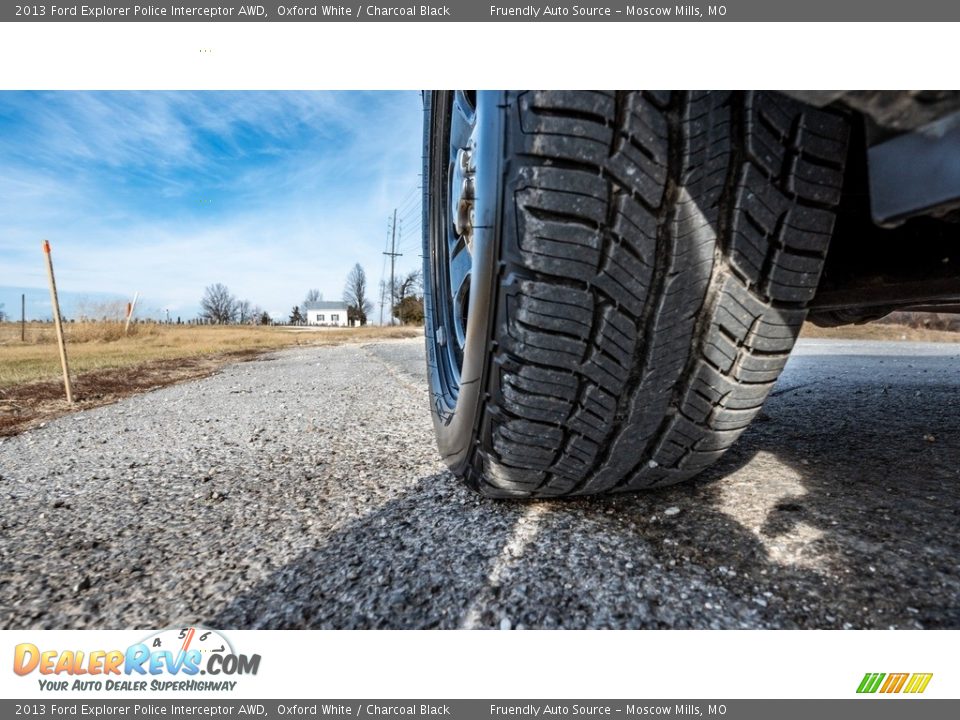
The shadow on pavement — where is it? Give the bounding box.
[209,353,960,629]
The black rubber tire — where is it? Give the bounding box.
[423,91,850,498]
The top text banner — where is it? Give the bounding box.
[4,1,960,22]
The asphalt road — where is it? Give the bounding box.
[1,337,958,629]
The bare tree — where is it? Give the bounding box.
[200,283,238,324]
[76,297,127,322]
[237,299,253,324]
[303,288,322,307]
[0,303,6,323]
[343,263,373,326]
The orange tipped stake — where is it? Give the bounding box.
[42,239,73,404]
[124,292,139,335]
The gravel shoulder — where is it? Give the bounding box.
[1,337,958,629]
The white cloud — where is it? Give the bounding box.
[0,91,423,321]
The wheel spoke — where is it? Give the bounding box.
[447,216,465,256]
[449,92,476,158]
[449,243,472,311]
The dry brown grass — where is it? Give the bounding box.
[0,322,422,389]
[6,315,950,437]
[800,321,960,343]
[0,322,423,436]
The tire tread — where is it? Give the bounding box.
[457,91,849,497]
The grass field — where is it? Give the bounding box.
[0,322,421,388]
[0,322,423,436]
[1,318,956,437]
[2,318,957,391]
[3,319,954,392]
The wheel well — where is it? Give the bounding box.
[808,110,960,326]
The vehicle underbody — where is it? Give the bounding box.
[792,91,960,326]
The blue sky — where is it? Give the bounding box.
[0,91,423,322]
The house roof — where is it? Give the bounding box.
[303,301,347,310]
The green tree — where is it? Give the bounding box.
[392,269,423,325]
[394,295,424,325]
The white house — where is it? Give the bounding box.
[303,300,350,327]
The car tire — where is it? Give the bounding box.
[423,90,850,497]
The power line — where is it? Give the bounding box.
[396,204,420,225]
[398,223,422,240]
[397,200,419,220]
[399,211,422,227]
[397,184,419,209]
[398,237,422,256]
[397,193,422,217]
[397,224,423,258]
[397,183,421,208]
[398,204,422,224]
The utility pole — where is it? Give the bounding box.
[21,293,25,342]
[382,208,402,326]
[378,279,386,326]
[378,222,389,325]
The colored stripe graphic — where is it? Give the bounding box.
[857,673,885,693]
[904,673,934,694]
[857,672,933,694]
[880,673,909,693]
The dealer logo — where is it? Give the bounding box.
[13,626,260,692]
